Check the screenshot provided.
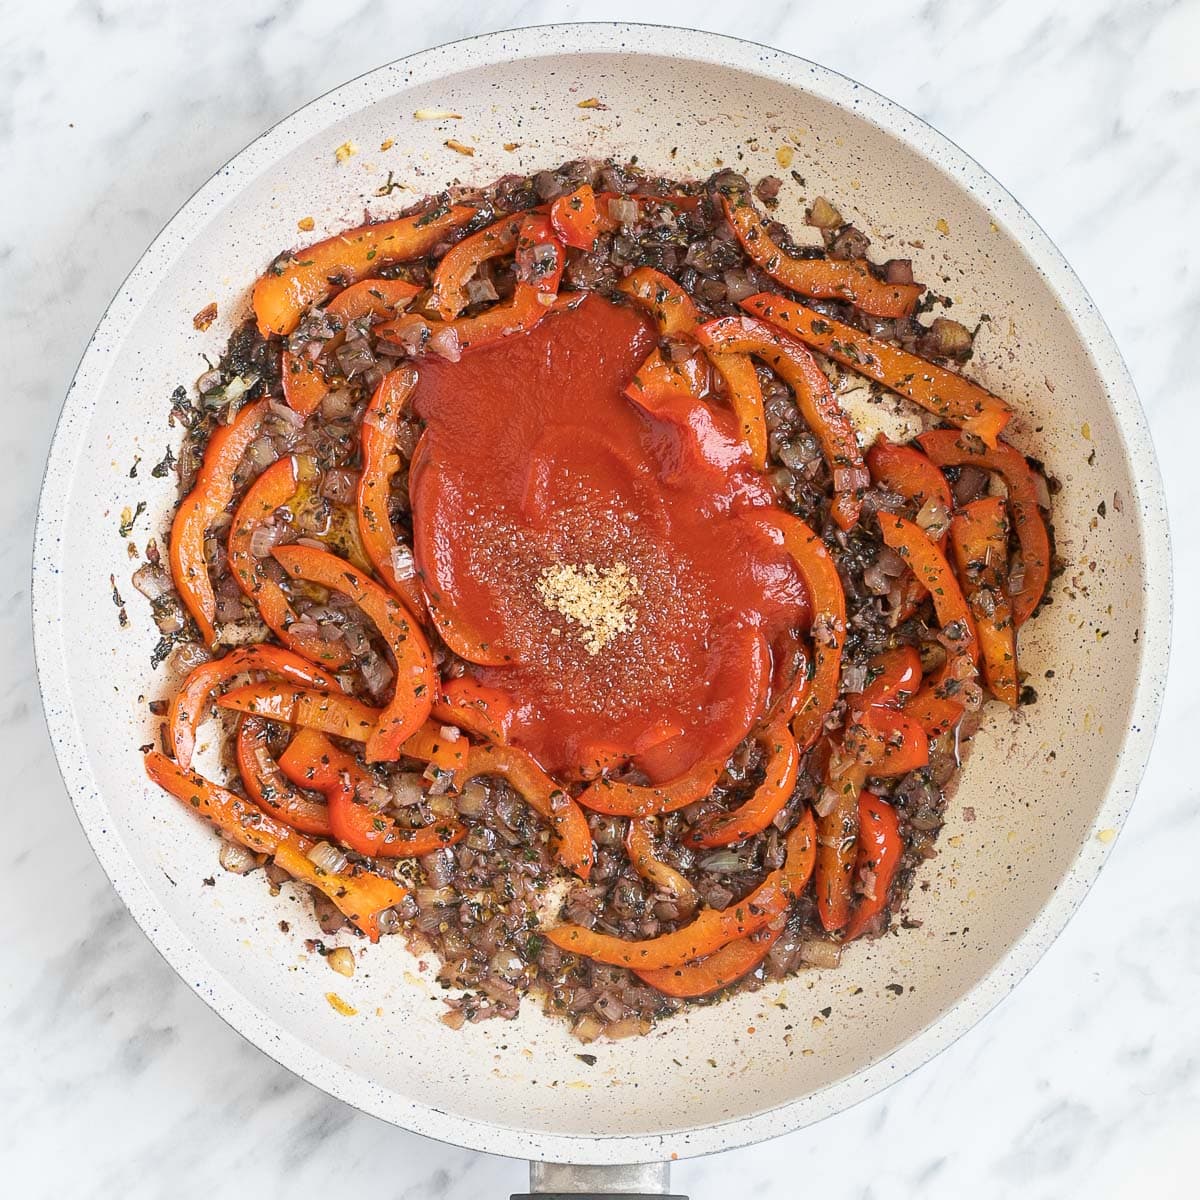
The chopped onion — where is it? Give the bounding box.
[607,197,639,226]
[268,400,305,429]
[321,467,358,505]
[841,661,868,694]
[572,1013,604,1043]
[466,277,499,305]
[427,324,462,363]
[807,196,843,230]
[320,388,357,421]
[834,466,871,494]
[218,839,258,875]
[336,337,377,378]
[355,777,392,812]
[455,782,488,817]
[389,772,426,807]
[604,1017,652,1040]
[325,946,356,977]
[798,938,842,968]
[415,885,457,909]
[697,849,745,873]
[246,435,277,470]
[361,651,394,701]
[306,841,348,875]
[248,521,283,559]
[814,785,842,819]
[439,724,462,743]
[915,495,952,540]
[722,268,756,302]
[131,563,172,601]
[389,544,416,580]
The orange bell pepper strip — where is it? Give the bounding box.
[218,683,381,742]
[381,214,565,356]
[169,399,268,646]
[356,367,426,617]
[396,720,469,772]
[576,757,723,817]
[877,513,979,662]
[548,808,815,969]
[858,645,923,708]
[550,184,607,250]
[949,497,1019,706]
[277,728,464,858]
[842,792,903,942]
[235,714,333,837]
[696,315,867,529]
[634,925,782,997]
[716,183,922,319]
[917,430,1051,626]
[227,455,351,668]
[741,293,1013,447]
[616,266,702,337]
[866,434,954,510]
[461,742,593,879]
[251,203,479,336]
[684,720,800,848]
[325,277,421,327]
[903,687,965,738]
[745,510,846,747]
[280,351,329,417]
[844,706,929,777]
[144,751,407,941]
[430,677,514,744]
[271,544,434,761]
[617,267,768,470]
[168,644,341,770]
[428,214,524,320]
[815,752,865,932]
[625,818,700,914]
[625,346,711,407]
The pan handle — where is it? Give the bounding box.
[512,1160,687,1198]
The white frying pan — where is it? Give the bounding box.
[32,24,1170,1199]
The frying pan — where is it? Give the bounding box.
[32,24,1170,1199]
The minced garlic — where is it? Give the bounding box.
[535,562,640,655]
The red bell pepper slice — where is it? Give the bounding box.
[877,514,979,662]
[858,645,923,708]
[684,720,800,848]
[461,742,593,879]
[550,184,607,250]
[634,925,782,997]
[616,265,702,336]
[429,213,524,320]
[169,399,268,646]
[271,544,434,761]
[842,792,903,942]
[576,757,723,817]
[866,434,954,510]
[949,497,1020,705]
[717,183,922,319]
[325,277,421,327]
[356,366,426,617]
[844,706,929,777]
[251,203,479,336]
[625,818,699,914]
[903,687,965,738]
[227,455,350,668]
[280,350,329,417]
[625,346,711,407]
[696,315,867,529]
[745,510,846,748]
[430,677,514,744]
[917,430,1051,626]
[548,809,815,969]
[235,714,333,837]
[741,293,1013,447]
[168,644,342,770]
[277,728,464,858]
[218,682,381,742]
[144,751,408,941]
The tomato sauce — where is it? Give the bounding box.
[411,294,808,781]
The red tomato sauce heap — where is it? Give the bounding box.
[411,294,808,782]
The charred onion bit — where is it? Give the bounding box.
[741,293,1013,447]
[271,544,434,760]
[917,429,1051,626]
[716,175,923,318]
[169,399,268,646]
[251,203,478,336]
[696,316,867,528]
[144,751,407,941]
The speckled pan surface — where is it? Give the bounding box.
[33,23,1169,1165]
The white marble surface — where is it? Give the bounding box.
[3,0,1197,1195]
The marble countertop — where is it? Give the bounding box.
[4,1,1197,1196]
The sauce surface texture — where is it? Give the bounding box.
[411,294,807,780]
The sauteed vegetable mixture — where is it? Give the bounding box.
[135,158,1053,1039]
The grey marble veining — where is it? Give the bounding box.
[3,0,1197,1196]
